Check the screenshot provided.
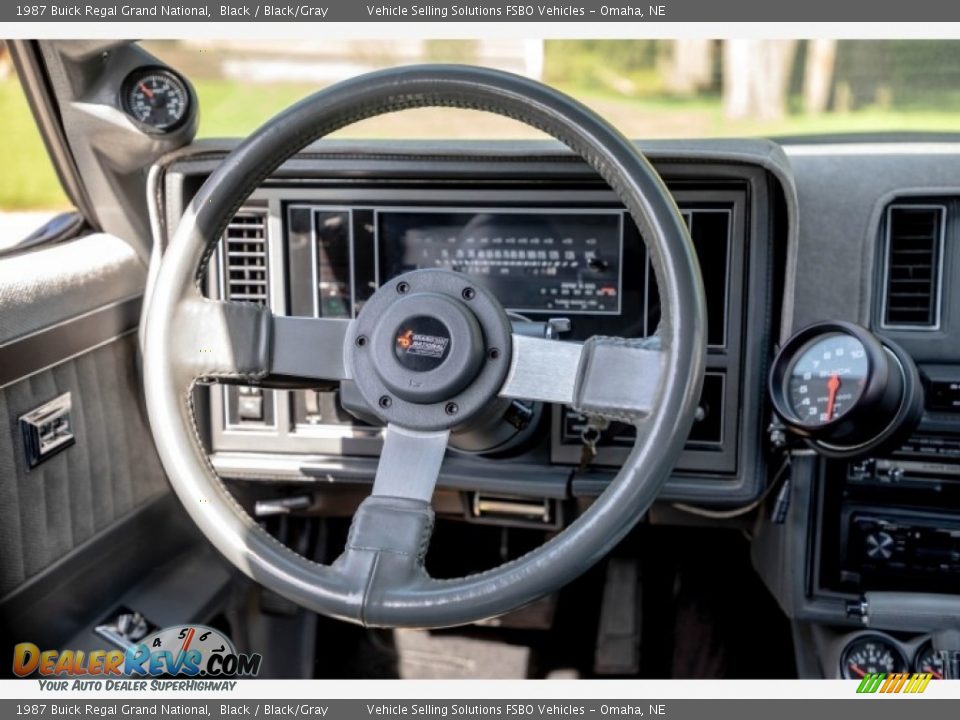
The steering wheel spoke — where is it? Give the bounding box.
[499,333,665,423]
[170,297,271,383]
[572,335,665,423]
[169,297,352,386]
[332,424,449,608]
[371,424,450,502]
[269,315,352,384]
[498,334,583,405]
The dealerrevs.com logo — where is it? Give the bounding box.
[13,624,262,679]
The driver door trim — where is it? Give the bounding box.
[0,296,142,389]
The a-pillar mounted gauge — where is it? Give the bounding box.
[769,321,923,459]
[120,66,192,134]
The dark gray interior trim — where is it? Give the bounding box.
[784,145,960,335]
[37,41,197,262]
[865,187,960,364]
[0,493,204,653]
[0,295,142,388]
[64,543,235,660]
[212,450,571,499]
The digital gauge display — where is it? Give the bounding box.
[377,210,623,314]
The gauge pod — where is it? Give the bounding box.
[914,641,946,678]
[769,321,923,459]
[120,66,193,134]
[840,633,909,679]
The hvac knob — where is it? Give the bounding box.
[865,531,895,561]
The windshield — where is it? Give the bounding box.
[143,39,960,141]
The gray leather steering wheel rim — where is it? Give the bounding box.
[143,64,706,628]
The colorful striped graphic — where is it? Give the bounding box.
[856,672,934,694]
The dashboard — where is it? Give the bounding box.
[151,135,960,676]
[156,141,787,513]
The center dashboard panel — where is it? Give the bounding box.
[803,196,960,601]
[159,148,784,506]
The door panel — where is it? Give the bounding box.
[0,233,145,341]
[0,231,236,667]
[0,228,166,597]
[0,334,168,596]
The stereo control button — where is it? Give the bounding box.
[865,531,895,561]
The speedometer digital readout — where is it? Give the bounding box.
[786,333,868,426]
[377,210,623,315]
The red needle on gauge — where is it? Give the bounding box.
[826,373,841,421]
[849,664,867,678]
[138,82,154,99]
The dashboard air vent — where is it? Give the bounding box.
[222,211,269,306]
[883,205,944,329]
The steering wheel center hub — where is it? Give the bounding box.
[347,269,513,430]
[393,316,452,372]
[372,292,484,403]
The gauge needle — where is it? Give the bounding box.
[826,373,840,421]
[180,627,195,652]
[138,82,154,99]
[849,663,867,678]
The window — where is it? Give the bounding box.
[0,41,72,248]
[142,39,960,142]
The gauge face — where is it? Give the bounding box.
[769,321,923,456]
[841,635,908,679]
[914,643,945,679]
[786,332,869,426]
[122,69,189,132]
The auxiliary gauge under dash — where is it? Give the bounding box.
[769,321,923,458]
[840,634,908,679]
[121,67,191,134]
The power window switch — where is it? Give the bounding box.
[20,393,75,468]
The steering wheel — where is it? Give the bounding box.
[143,65,706,628]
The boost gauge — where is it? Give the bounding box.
[914,642,945,679]
[770,322,922,458]
[841,634,908,679]
[121,67,191,134]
